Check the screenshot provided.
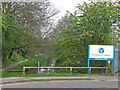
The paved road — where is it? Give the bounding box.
[2,80,118,88]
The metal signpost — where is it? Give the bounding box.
[88,45,115,76]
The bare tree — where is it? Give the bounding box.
[2,0,59,38]
[2,1,59,62]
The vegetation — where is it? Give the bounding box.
[5,56,26,65]
[1,1,58,66]
[2,12,27,63]
[2,70,111,78]
[1,0,119,77]
[53,1,119,73]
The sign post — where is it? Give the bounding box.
[88,45,115,76]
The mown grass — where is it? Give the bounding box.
[1,69,111,78]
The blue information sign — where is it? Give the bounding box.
[88,45,115,76]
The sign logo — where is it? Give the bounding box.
[99,48,104,53]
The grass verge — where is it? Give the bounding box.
[1,69,111,78]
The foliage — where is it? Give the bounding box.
[107,63,112,73]
[5,56,26,65]
[53,1,119,71]
[2,12,28,62]
[2,1,58,66]
[2,1,58,64]
[2,1,59,45]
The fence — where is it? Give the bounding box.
[115,46,120,72]
[23,67,108,75]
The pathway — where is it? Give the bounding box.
[0,59,29,71]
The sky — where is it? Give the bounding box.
[50,0,89,22]
[49,0,118,22]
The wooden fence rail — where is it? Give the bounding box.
[23,67,108,75]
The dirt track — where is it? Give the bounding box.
[0,59,29,71]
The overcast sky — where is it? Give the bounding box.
[50,0,89,22]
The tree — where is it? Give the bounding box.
[2,1,59,37]
[53,1,119,71]
[2,12,27,63]
[2,1,59,63]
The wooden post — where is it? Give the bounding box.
[23,67,25,75]
[89,67,91,74]
[70,67,72,73]
[105,67,108,74]
[38,61,40,74]
[47,67,49,74]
